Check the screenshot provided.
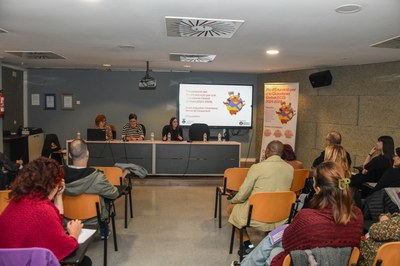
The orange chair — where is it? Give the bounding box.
[214,168,249,228]
[373,241,400,266]
[0,190,11,214]
[63,194,109,266]
[229,191,297,261]
[94,166,133,229]
[283,247,360,266]
[290,169,309,196]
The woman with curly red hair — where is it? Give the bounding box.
[0,157,85,262]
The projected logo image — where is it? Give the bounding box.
[223,91,245,115]
[276,101,296,124]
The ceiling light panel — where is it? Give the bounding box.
[5,51,66,59]
[166,16,244,38]
[169,53,216,63]
[371,35,400,49]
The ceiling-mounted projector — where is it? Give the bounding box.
[139,61,156,89]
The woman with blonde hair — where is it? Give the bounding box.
[324,144,352,178]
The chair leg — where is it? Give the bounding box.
[124,194,128,228]
[218,190,222,228]
[239,228,244,262]
[111,211,118,252]
[214,186,219,218]
[104,226,107,266]
[229,225,235,254]
[128,182,133,218]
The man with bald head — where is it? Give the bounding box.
[227,140,294,254]
[64,139,119,239]
[312,131,352,168]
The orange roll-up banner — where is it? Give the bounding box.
[260,83,299,161]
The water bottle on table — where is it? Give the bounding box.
[167,132,171,141]
[203,132,207,142]
[218,132,222,142]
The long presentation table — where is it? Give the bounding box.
[66,140,241,176]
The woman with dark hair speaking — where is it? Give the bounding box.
[0,157,89,264]
[162,117,183,141]
[351,135,394,192]
[232,161,363,266]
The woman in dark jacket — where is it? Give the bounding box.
[162,117,183,141]
[351,136,394,191]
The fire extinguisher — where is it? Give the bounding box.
[0,91,4,116]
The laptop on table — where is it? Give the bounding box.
[87,128,107,141]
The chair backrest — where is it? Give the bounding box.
[139,124,146,137]
[373,241,400,266]
[0,190,11,215]
[189,123,210,141]
[248,191,296,223]
[0,247,60,266]
[349,247,360,266]
[63,193,100,220]
[283,247,360,266]
[224,168,249,191]
[93,166,123,186]
[290,169,309,195]
[41,134,61,157]
[162,125,169,136]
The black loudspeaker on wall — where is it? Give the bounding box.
[309,70,332,88]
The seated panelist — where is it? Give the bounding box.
[95,114,113,140]
[122,113,144,141]
[162,117,183,141]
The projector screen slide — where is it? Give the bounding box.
[179,83,253,128]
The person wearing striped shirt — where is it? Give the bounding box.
[122,113,144,141]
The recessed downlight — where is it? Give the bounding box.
[335,4,362,14]
[266,50,279,55]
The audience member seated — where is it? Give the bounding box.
[122,113,145,141]
[362,188,399,223]
[227,140,293,254]
[281,144,303,169]
[359,212,400,266]
[0,152,23,189]
[42,134,63,165]
[162,117,183,141]
[0,157,91,265]
[371,147,400,193]
[305,144,362,208]
[233,161,363,266]
[94,114,113,140]
[351,136,394,193]
[64,139,119,238]
[312,130,352,168]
